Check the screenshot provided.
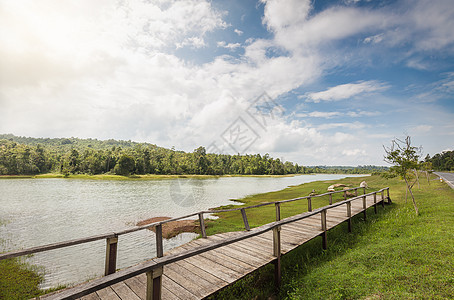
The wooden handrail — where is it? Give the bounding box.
[0,186,377,261]
[43,187,390,299]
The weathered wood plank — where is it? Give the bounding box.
[96,287,121,300]
[78,293,101,300]
[176,241,255,276]
[180,254,242,283]
[124,275,146,300]
[173,260,228,286]
[162,275,198,300]
[164,263,215,298]
[111,281,141,300]
[132,271,179,300]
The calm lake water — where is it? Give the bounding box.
[0,174,366,289]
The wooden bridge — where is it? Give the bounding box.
[0,186,391,300]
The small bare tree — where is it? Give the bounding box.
[383,136,422,214]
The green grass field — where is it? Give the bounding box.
[207,174,454,299]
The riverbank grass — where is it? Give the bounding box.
[207,174,454,299]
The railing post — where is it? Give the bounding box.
[355,188,358,197]
[329,193,333,205]
[373,192,377,214]
[387,188,391,203]
[198,213,207,238]
[241,208,250,231]
[147,267,163,300]
[347,201,352,232]
[307,197,312,212]
[362,195,367,220]
[155,224,163,258]
[272,226,281,289]
[343,190,347,200]
[321,209,327,250]
[363,187,366,195]
[105,236,118,276]
[275,202,281,221]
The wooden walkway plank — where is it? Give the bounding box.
[164,263,215,298]
[123,276,146,300]
[111,282,141,300]
[162,275,199,300]
[173,260,228,286]
[78,293,100,300]
[96,287,121,300]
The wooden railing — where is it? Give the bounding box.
[0,186,391,299]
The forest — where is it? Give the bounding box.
[426,150,454,171]
[0,134,382,176]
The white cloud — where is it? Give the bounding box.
[234,29,243,36]
[306,81,389,103]
[297,110,380,118]
[363,33,384,44]
[317,122,367,130]
[217,41,242,50]
[0,0,453,166]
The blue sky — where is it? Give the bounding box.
[0,0,453,165]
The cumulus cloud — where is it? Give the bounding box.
[305,81,389,103]
[217,41,242,50]
[1,0,453,166]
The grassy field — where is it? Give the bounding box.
[206,174,454,299]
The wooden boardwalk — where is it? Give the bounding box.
[43,192,388,300]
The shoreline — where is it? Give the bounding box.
[136,175,370,239]
[0,173,305,180]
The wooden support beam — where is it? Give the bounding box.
[275,203,281,221]
[362,195,367,220]
[343,190,347,200]
[363,187,366,195]
[307,197,312,212]
[329,193,333,205]
[272,226,281,289]
[373,193,377,214]
[387,188,392,203]
[347,201,352,233]
[355,188,358,197]
[241,208,250,231]
[155,225,163,258]
[146,266,163,300]
[321,209,327,250]
[105,236,118,276]
[198,213,207,238]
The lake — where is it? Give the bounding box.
[0,174,366,289]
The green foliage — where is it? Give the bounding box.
[426,150,454,171]
[0,134,385,177]
[383,136,421,179]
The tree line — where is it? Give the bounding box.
[425,151,454,171]
[0,135,378,176]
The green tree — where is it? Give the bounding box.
[114,154,136,175]
[383,136,421,214]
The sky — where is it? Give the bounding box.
[0,0,453,166]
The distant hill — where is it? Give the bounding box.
[0,133,162,151]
